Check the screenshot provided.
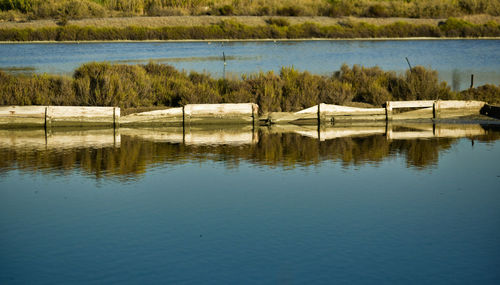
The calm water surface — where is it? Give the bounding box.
[1,40,499,90]
[1,124,500,284]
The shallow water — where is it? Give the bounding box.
[1,40,499,90]
[1,124,500,284]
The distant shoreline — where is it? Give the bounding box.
[1,37,500,44]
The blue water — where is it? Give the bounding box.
[1,39,499,90]
[1,132,499,284]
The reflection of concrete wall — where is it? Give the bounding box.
[184,127,257,145]
[120,126,258,146]
[0,129,120,149]
[292,126,386,141]
[387,123,486,140]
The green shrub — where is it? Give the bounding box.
[459,84,500,103]
[218,5,233,16]
[0,62,497,111]
[365,4,388,18]
[277,5,302,16]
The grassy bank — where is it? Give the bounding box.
[1,18,499,41]
[1,0,499,21]
[1,62,499,112]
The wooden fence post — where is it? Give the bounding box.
[385,102,392,121]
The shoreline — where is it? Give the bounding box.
[1,37,500,44]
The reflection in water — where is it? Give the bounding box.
[0,124,499,179]
[452,69,462,92]
[113,55,261,64]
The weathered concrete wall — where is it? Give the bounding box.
[391,107,434,120]
[0,106,47,128]
[386,100,486,121]
[435,100,486,119]
[0,106,119,128]
[47,106,118,127]
[184,103,258,125]
[120,108,183,127]
[0,100,491,128]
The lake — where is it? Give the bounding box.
[1,39,500,91]
[1,123,500,284]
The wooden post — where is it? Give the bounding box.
[433,100,440,119]
[385,102,392,121]
[405,57,413,72]
[470,74,474,89]
[44,106,52,129]
[113,107,120,128]
[317,103,321,126]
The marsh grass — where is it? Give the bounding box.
[1,62,499,112]
[1,0,500,20]
[0,18,498,41]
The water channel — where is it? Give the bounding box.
[1,39,500,283]
[1,124,500,284]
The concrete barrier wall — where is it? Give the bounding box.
[120,108,183,127]
[435,100,486,119]
[184,103,258,125]
[0,106,47,127]
[47,106,118,127]
[0,106,119,128]
[0,100,491,128]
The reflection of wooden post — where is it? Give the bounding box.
[385,102,392,121]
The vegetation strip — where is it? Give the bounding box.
[1,0,500,20]
[1,18,499,41]
[1,62,499,113]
